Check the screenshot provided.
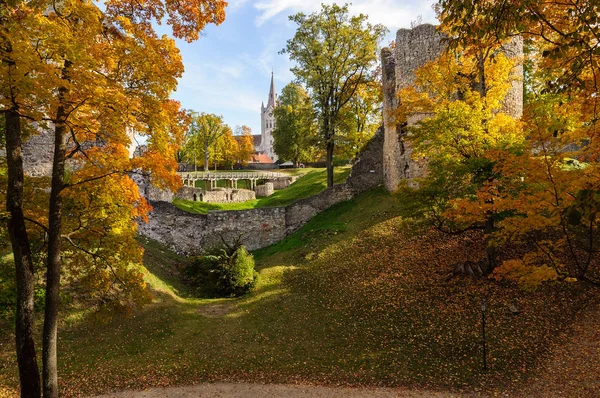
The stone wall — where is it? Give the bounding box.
[199,188,256,203]
[499,36,524,119]
[346,126,384,192]
[202,189,229,203]
[175,186,203,201]
[140,184,356,255]
[139,127,385,254]
[231,189,256,202]
[138,202,287,254]
[285,184,355,234]
[130,172,175,203]
[174,186,256,203]
[381,24,524,191]
[382,24,446,191]
[14,125,139,179]
[267,176,297,190]
[22,129,55,177]
[255,183,274,197]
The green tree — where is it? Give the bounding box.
[336,69,382,159]
[272,83,316,166]
[282,3,386,186]
[185,112,227,172]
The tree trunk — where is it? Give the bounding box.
[204,141,209,172]
[5,107,42,398]
[324,117,334,188]
[326,139,334,188]
[482,213,497,276]
[42,63,70,398]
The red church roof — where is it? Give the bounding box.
[249,153,274,164]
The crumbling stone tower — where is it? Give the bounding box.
[381,24,524,191]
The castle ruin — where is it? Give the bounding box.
[381,24,524,191]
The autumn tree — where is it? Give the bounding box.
[282,3,386,186]
[272,83,317,166]
[435,0,600,285]
[234,125,255,167]
[397,50,524,275]
[213,125,237,169]
[0,0,226,396]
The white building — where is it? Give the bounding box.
[255,72,278,162]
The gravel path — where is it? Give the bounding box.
[93,383,478,398]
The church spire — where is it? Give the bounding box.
[267,71,276,108]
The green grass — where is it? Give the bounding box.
[0,188,593,397]
[173,198,261,213]
[173,167,351,214]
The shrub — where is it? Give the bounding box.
[186,243,257,297]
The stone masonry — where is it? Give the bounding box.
[139,128,385,254]
[255,182,274,197]
[381,24,524,191]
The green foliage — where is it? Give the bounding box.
[0,255,16,320]
[272,83,319,164]
[397,49,524,249]
[435,0,600,286]
[186,243,257,297]
[282,3,387,186]
[0,254,45,321]
[182,112,228,171]
[335,70,382,159]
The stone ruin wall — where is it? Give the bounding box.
[4,123,138,178]
[138,201,287,253]
[254,182,274,197]
[382,24,524,191]
[175,187,256,203]
[140,127,385,254]
[1,127,65,177]
[22,129,56,177]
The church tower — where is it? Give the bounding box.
[260,72,278,161]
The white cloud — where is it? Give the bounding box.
[227,0,251,9]
[253,0,437,29]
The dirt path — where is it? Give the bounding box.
[93,383,478,398]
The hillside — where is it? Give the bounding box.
[0,189,598,397]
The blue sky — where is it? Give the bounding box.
[170,0,437,135]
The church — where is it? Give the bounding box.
[252,72,278,163]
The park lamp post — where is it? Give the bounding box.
[481,299,487,372]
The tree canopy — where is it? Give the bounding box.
[398,1,600,286]
[0,0,226,395]
[283,3,386,186]
[272,83,318,165]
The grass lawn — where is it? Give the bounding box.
[173,167,351,214]
[0,188,595,397]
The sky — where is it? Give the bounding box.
[170,0,438,135]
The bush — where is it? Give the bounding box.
[186,243,257,297]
